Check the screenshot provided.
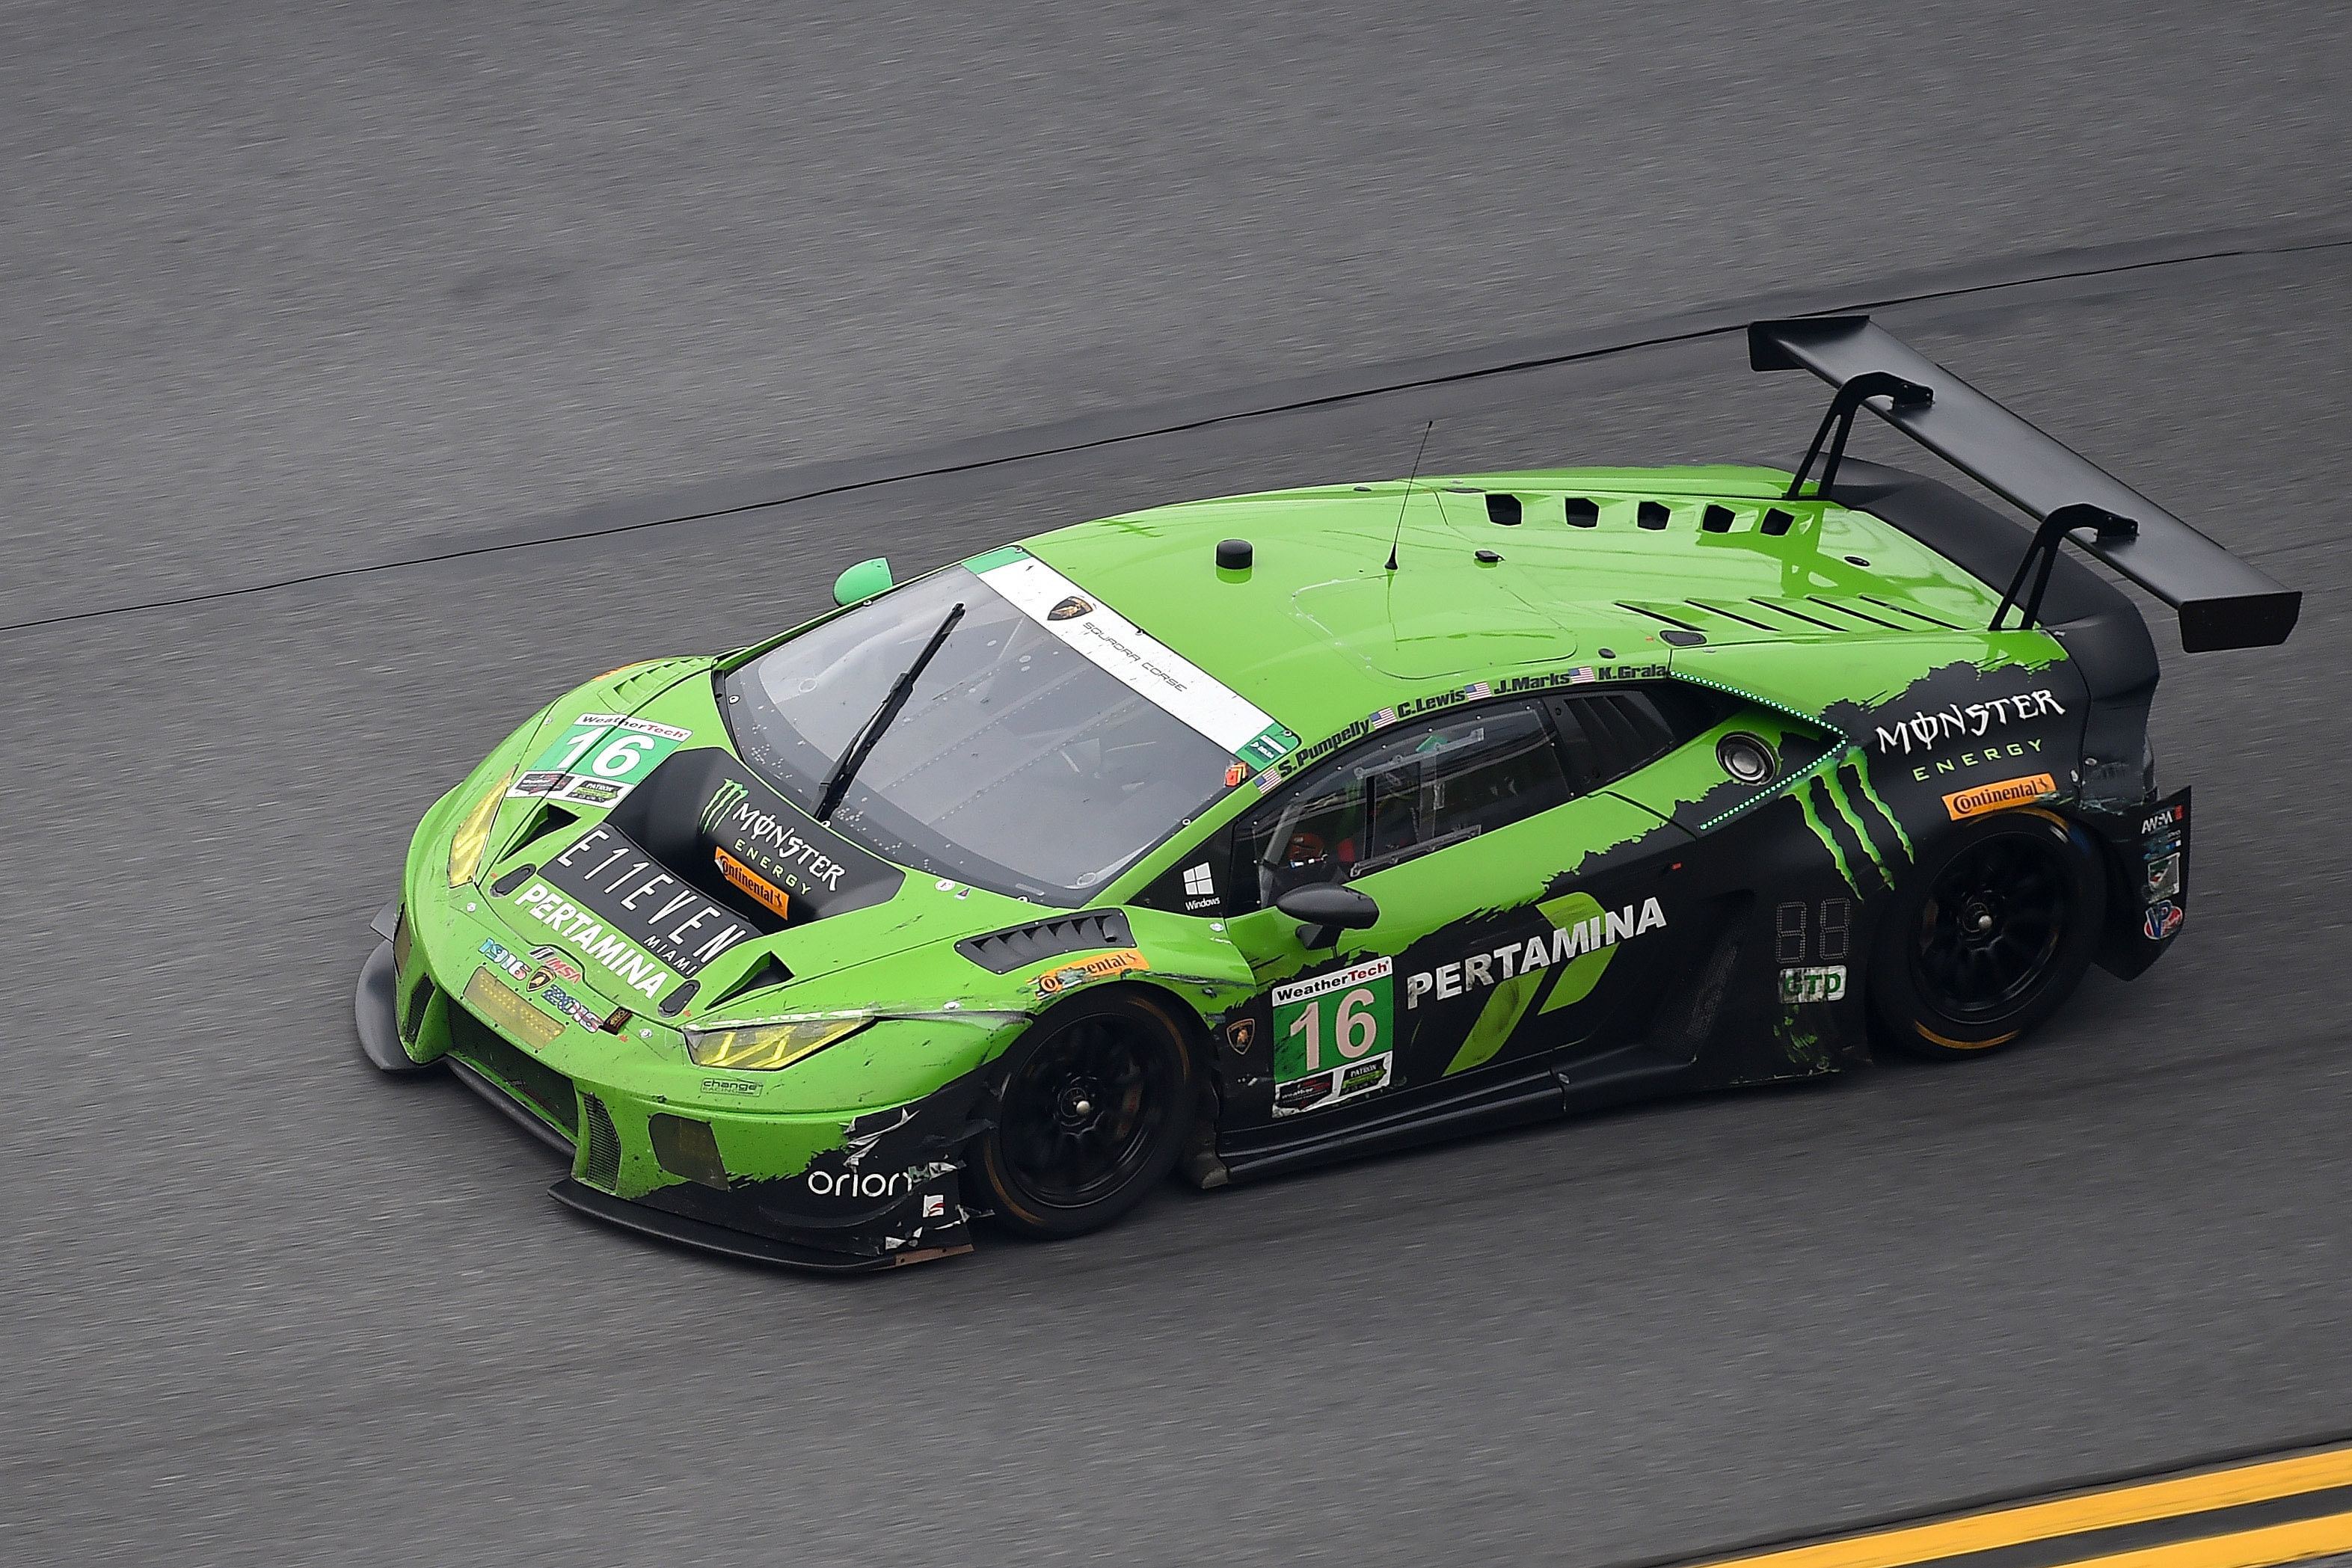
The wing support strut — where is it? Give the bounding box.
[1784,371,1935,500]
[1749,315,2300,652]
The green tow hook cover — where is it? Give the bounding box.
[833,557,894,606]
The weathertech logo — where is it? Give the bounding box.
[1942,773,2057,820]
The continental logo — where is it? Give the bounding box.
[1036,948,1149,995]
[713,846,792,919]
[1943,772,2057,820]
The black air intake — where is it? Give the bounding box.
[957,911,1135,974]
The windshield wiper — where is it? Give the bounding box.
[814,602,965,821]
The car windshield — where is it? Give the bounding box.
[722,565,1235,903]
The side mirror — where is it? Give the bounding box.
[832,557,894,607]
[1275,883,1381,950]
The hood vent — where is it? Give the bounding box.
[704,954,796,1012]
[501,802,583,862]
[607,657,704,702]
[957,911,1134,975]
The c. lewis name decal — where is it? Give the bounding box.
[1873,689,2064,756]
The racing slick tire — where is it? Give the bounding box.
[1870,808,2107,1060]
[971,989,1199,1240]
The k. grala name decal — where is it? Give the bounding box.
[515,825,753,994]
[1404,897,1666,1009]
[1873,689,2065,756]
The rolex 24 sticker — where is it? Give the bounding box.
[508,713,692,808]
[1270,957,1395,1117]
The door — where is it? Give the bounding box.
[1217,698,1691,1128]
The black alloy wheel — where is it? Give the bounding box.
[973,991,1197,1238]
[1870,809,2106,1059]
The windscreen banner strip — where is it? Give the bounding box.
[974,552,1299,768]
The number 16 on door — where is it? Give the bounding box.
[1271,957,1395,1118]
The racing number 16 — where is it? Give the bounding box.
[1287,986,1381,1072]
[549,725,660,778]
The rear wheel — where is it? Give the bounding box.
[1870,808,2105,1060]
[972,990,1197,1239]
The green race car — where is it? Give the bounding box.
[355,316,2299,1270]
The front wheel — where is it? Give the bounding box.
[1870,808,2106,1060]
[971,990,1197,1239]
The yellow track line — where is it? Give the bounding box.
[2069,1508,2352,1568]
[1694,1448,2352,1568]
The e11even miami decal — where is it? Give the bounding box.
[509,824,752,995]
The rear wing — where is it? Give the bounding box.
[1749,316,2300,653]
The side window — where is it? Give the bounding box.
[1547,686,1729,787]
[1234,703,1570,908]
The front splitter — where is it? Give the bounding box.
[547,1178,971,1272]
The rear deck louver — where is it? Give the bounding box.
[1638,502,1671,530]
[1564,497,1599,527]
[957,911,1135,974]
[1702,505,1734,532]
[1760,507,1796,535]
[1485,494,1521,526]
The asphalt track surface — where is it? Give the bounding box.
[4,6,2349,1567]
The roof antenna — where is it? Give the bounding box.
[1387,420,1434,572]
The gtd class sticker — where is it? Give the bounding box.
[509,713,693,808]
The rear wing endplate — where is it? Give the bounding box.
[1749,316,2300,652]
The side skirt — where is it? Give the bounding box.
[1215,1050,1697,1185]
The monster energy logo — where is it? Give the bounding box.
[1796,756,1913,893]
[701,778,749,833]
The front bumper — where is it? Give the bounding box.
[354,922,990,1272]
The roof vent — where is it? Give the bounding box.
[1638,502,1671,531]
[1484,494,1521,526]
[1564,497,1598,528]
[1701,505,1735,533]
[1760,508,1796,536]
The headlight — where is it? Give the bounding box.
[446,771,514,887]
[684,1015,872,1071]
